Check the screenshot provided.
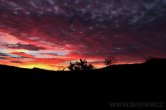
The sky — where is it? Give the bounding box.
[0,0,166,70]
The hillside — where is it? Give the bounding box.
[0,58,165,80]
[0,58,165,109]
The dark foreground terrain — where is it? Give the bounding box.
[0,58,165,109]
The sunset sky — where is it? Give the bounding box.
[0,0,166,70]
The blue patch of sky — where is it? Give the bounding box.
[25,50,69,58]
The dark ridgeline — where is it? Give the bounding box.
[0,58,165,80]
[0,58,165,109]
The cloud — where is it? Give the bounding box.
[11,61,22,63]
[10,52,35,59]
[0,57,6,60]
[3,43,46,51]
[0,52,8,57]
[0,0,166,70]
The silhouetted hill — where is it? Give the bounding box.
[0,58,165,80]
[0,58,165,109]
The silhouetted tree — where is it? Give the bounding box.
[68,59,94,71]
[87,64,94,70]
[68,62,75,71]
[104,56,117,67]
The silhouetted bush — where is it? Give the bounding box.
[68,59,94,71]
[104,56,117,67]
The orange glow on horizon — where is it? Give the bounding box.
[0,56,145,71]
[19,63,58,71]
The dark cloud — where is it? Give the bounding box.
[4,43,45,51]
[0,0,166,26]
[11,61,22,63]
[0,52,20,59]
[41,53,58,56]
[0,57,6,60]
[0,52,8,57]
